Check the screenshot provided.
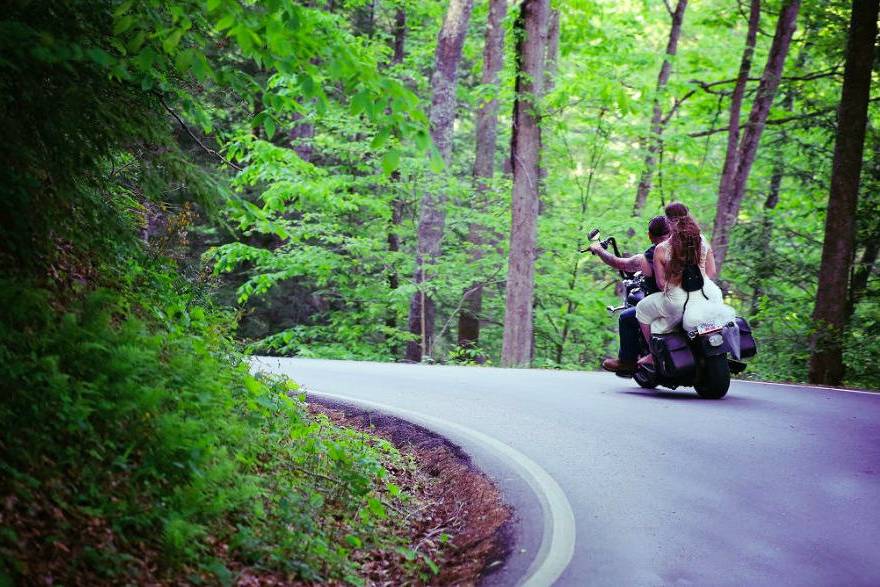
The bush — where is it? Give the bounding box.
[0,266,409,584]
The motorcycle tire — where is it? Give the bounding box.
[695,355,730,399]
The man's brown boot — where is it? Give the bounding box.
[602,357,637,373]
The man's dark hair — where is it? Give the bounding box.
[665,201,689,219]
[648,215,670,239]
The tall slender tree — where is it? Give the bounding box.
[716,0,761,229]
[632,0,688,216]
[501,0,550,367]
[544,9,561,92]
[750,28,814,317]
[405,0,474,362]
[385,7,407,356]
[808,0,879,385]
[457,0,508,352]
[711,0,801,274]
[847,132,880,319]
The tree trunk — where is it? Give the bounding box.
[501,0,549,368]
[385,8,407,358]
[392,8,406,64]
[289,112,314,161]
[750,27,814,316]
[352,0,377,37]
[632,0,688,216]
[536,8,560,192]
[405,0,474,362]
[749,157,782,316]
[848,235,880,317]
[457,0,508,352]
[544,10,561,92]
[808,0,879,385]
[715,0,760,232]
[711,0,801,274]
[847,134,880,318]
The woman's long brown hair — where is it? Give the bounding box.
[666,214,703,287]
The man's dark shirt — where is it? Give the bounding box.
[643,244,660,295]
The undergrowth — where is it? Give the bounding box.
[0,264,419,585]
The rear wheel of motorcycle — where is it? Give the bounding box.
[695,355,730,399]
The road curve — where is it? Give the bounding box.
[252,358,880,586]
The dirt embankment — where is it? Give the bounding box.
[307,399,512,586]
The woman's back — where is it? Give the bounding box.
[655,233,713,289]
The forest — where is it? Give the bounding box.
[189,0,877,387]
[1,0,878,583]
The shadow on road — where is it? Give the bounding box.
[619,389,759,403]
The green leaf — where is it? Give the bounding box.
[367,497,386,519]
[113,0,133,18]
[126,30,146,52]
[414,129,431,152]
[174,49,193,72]
[381,148,401,175]
[243,375,262,395]
[429,151,445,173]
[86,48,115,67]
[424,556,440,575]
[350,91,370,116]
[370,129,390,150]
[113,15,135,35]
[162,29,184,54]
[205,560,233,587]
[300,74,315,97]
[216,14,236,31]
[263,116,276,139]
[255,395,275,410]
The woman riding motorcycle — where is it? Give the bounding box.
[635,212,735,365]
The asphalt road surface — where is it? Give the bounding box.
[252,357,880,587]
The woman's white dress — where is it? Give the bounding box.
[635,237,735,334]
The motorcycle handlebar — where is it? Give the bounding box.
[585,227,629,279]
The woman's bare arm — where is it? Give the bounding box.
[705,246,717,279]
[654,244,668,289]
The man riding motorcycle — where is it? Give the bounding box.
[589,215,670,374]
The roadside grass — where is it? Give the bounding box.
[0,269,435,585]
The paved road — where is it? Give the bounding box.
[253,358,880,586]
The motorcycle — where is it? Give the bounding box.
[586,228,757,399]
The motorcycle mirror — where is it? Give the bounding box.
[588,228,600,241]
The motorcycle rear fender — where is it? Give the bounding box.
[698,327,732,357]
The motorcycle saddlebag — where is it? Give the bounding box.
[735,317,757,359]
[651,332,696,378]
